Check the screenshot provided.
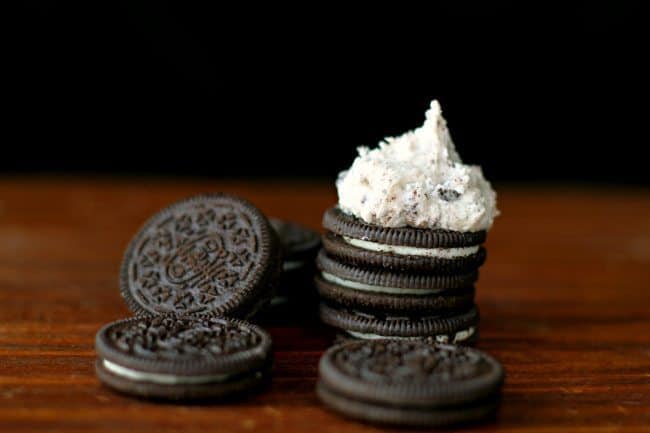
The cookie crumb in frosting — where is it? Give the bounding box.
[336,100,498,231]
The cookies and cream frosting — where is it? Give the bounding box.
[336,100,498,232]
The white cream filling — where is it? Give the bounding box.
[321,272,442,295]
[346,326,475,343]
[283,260,305,272]
[345,331,422,341]
[102,359,234,385]
[343,236,479,258]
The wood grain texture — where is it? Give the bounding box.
[0,178,649,433]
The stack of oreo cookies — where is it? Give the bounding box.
[316,207,487,343]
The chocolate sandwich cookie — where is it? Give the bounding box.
[270,218,321,273]
[316,275,475,313]
[269,218,321,305]
[322,206,486,273]
[315,249,477,312]
[120,194,282,318]
[317,339,503,427]
[319,302,479,344]
[95,314,272,400]
[323,231,486,274]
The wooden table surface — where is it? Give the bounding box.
[1,178,649,433]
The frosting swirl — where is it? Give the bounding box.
[336,100,498,231]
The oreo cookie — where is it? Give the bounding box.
[322,206,486,273]
[317,339,503,427]
[319,302,479,344]
[316,249,477,312]
[316,275,475,313]
[270,218,321,272]
[95,314,272,400]
[269,218,321,305]
[323,231,486,274]
[120,194,282,318]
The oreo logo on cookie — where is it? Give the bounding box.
[120,194,281,318]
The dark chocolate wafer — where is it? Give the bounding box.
[316,249,478,292]
[323,206,486,248]
[270,218,321,267]
[322,231,486,273]
[268,218,320,306]
[120,194,282,318]
[315,275,475,313]
[317,339,503,427]
[319,302,479,343]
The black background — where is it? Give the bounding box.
[6,2,648,183]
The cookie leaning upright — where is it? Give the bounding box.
[316,100,498,342]
[120,194,282,319]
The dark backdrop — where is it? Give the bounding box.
[6,2,648,183]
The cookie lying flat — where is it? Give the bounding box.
[315,274,475,313]
[317,339,503,427]
[319,302,479,344]
[322,207,486,272]
[316,249,477,292]
[95,314,272,400]
[316,249,477,312]
[322,231,486,274]
[120,194,282,318]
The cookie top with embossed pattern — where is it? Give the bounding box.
[120,194,281,318]
[95,314,273,400]
[319,339,503,406]
[96,314,271,375]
